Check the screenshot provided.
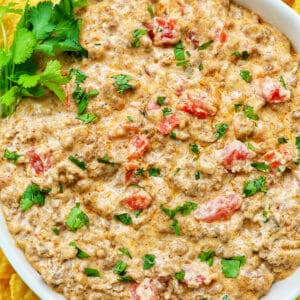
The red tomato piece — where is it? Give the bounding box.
[177,94,216,119]
[128,135,150,159]
[263,146,293,170]
[124,190,152,210]
[27,149,52,175]
[130,279,158,300]
[259,77,290,103]
[194,194,242,223]
[219,29,227,44]
[156,114,180,134]
[220,141,255,171]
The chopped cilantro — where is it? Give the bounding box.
[223,296,230,300]
[262,210,269,223]
[130,184,146,190]
[240,70,251,83]
[143,254,155,270]
[69,155,86,170]
[160,205,179,219]
[97,154,116,167]
[65,203,89,232]
[198,40,213,50]
[174,41,185,61]
[148,167,161,177]
[243,176,267,197]
[251,162,269,172]
[172,218,181,235]
[162,107,172,117]
[186,51,191,57]
[247,141,256,151]
[52,227,60,236]
[135,168,144,176]
[198,62,203,71]
[69,241,89,259]
[170,131,176,139]
[190,144,200,155]
[58,183,64,193]
[194,170,201,180]
[113,260,127,275]
[118,275,135,282]
[156,96,166,106]
[112,74,133,93]
[278,137,288,144]
[232,50,240,57]
[77,113,98,124]
[127,116,134,122]
[221,256,246,278]
[175,270,185,281]
[244,105,259,121]
[69,69,87,84]
[241,51,249,60]
[118,247,132,259]
[160,202,197,219]
[131,29,148,47]
[215,123,228,140]
[296,136,300,163]
[147,5,155,18]
[4,149,22,163]
[173,167,181,176]
[134,209,143,217]
[72,85,99,115]
[114,213,133,225]
[84,268,100,277]
[234,103,242,112]
[20,184,50,212]
[279,76,287,89]
[176,60,188,66]
[198,250,215,267]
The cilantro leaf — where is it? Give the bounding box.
[279,76,287,89]
[194,170,201,180]
[240,70,251,83]
[174,41,185,61]
[131,29,147,48]
[162,107,172,117]
[296,136,300,163]
[134,167,144,176]
[221,256,246,278]
[72,0,88,8]
[4,149,22,163]
[114,213,133,225]
[69,155,86,170]
[198,40,213,50]
[244,105,259,121]
[175,270,185,281]
[65,203,89,232]
[84,268,100,277]
[112,74,133,93]
[72,85,99,115]
[215,123,228,140]
[198,251,215,267]
[278,137,288,144]
[0,86,20,118]
[113,260,127,275]
[179,202,197,215]
[118,247,132,259]
[17,74,40,89]
[69,241,90,259]
[143,254,155,270]
[77,113,98,124]
[147,5,155,18]
[172,218,180,236]
[97,154,116,167]
[243,176,267,196]
[20,184,50,212]
[251,162,269,172]
[52,227,60,235]
[157,96,166,106]
[69,68,87,84]
[190,144,200,155]
[148,167,161,177]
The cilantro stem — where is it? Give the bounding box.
[0,21,7,51]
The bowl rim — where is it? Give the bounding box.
[1,1,300,300]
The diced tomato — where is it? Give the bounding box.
[147,101,160,111]
[26,149,52,175]
[124,190,152,210]
[219,29,227,44]
[259,77,290,103]
[263,146,293,170]
[175,86,185,97]
[177,94,216,119]
[156,114,180,134]
[128,135,150,159]
[194,194,242,223]
[130,279,158,300]
[220,141,255,171]
[187,30,200,49]
[124,162,139,185]
[146,17,181,46]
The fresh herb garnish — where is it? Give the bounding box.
[198,250,215,267]
[215,123,228,140]
[69,241,89,259]
[4,149,22,163]
[221,256,246,278]
[20,184,50,212]
[97,154,116,167]
[234,103,242,112]
[198,62,203,71]
[175,270,185,281]
[278,137,288,144]
[131,29,148,48]
[147,5,155,18]
[156,96,166,106]
[112,74,133,93]
[134,209,143,217]
[130,184,146,190]
[244,105,259,121]
[162,107,172,117]
[251,162,269,172]
[233,50,249,60]
[189,144,200,155]
[160,202,197,219]
[240,70,251,83]
[77,113,98,124]
[114,213,133,225]
[69,155,86,170]
[172,218,180,236]
[262,210,269,223]
[113,260,127,275]
[52,227,60,236]
[84,268,100,277]
[243,176,267,196]
[65,203,89,232]
[170,131,176,139]
[58,182,64,193]
[174,41,185,61]
[279,76,287,89]
[118,275,135,282]
[223,296,230,300]
[148,167,161,177]
[69,69,87,84]
[143,254,155,270]
[296,136,300,163]
[198,40,213,50]
[135,168,144,176]
[118,247,132,259]
[194,170,201,180]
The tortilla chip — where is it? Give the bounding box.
[0,279,11,300]
[293,0,300,14]
[10,274,39,300]
[0,249,15,279]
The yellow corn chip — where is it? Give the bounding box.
[293,0,300,14]
[10,274,39,300]
[0,249,15,280]
[0,279,11,300]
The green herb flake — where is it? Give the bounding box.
[4,149,22,163]
[113,260,127,275]
[162,107,172,117]
[135,168,144,176]
[194,170,201,180]
[221,256,246,278]
[223,296,230,300]
[160,202,197,219]
[172,218,180,236]
[215,123,228,140]
[77,113,98,124]
[84,268,100,277]
[234,103,242,112]
[97,154,116,167]
[176,60,188,67]
[240,70,251,83]
[118,247,132,259]
[175,270,185,281]
[20,184,50,212]
[232,50,241,57]
[147,4,155,18]
[65,203,89,232]
[251,162,269,172]
[262,210,269,223]
[69,241,90,259]
[127,115,134,122]
[243,176,267,197]
[279,76,287,89]
[134,209,143,217]
[69,155,86,170]
[198,62,203,71]
[118,275,135,282]
[198,250,215,267]
[189,144,200,155]
[174,41,185,61]
[51,227,60,236]
[198,40,213,50]
[296,136,300,163]
[131,29,148,48]
[156,96,166,106]
[241,50,249,60]
[58,182,64,193]
[114,213,133,225]
[244,105,259,121]
[69,69,87,84]
[148,167,161,177]
[278,137,288,144]
[143,254,156,270]
[170,131,176,139]
[112,74,133,93]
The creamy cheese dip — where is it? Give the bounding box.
[0,0,300,299]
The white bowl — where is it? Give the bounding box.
[1,1,300,299]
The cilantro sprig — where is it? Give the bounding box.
[4,149,22,163]
[221,256,246,278]
[65,203,89,232]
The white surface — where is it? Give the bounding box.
[0,1,300,300]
